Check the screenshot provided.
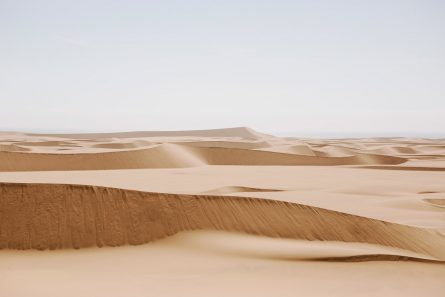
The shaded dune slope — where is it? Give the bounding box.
[1,182,444,261]
[0,144,406,171]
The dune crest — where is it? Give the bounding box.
[1,182,445,261]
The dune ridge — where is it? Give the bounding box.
[30,127,270,140]
[1,182,444,261]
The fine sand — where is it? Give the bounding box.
[1,127,445,297]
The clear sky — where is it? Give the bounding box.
[1,0,444,136]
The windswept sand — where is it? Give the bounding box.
[1,127,445,296]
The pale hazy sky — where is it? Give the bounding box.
[1,0,444,136]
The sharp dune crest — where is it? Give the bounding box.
[1,182,444,261]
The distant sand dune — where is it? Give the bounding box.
[257,144,316,156]
[15,141,77,147]
[0,144,407,171]
[312,145,357,157]
[31,127,271,140]
[1,182,444,262]
[201,186,284,195]
[310,254,444,263]
[358,166,445,171]
[91,140,155,149]
[0,144,29,152]
[363,146,418,155]
[423,199,445,208]
[175,140,271,150]
[0,144,205,171]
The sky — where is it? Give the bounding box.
[1,0,444,137]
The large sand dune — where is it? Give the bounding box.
[1,182,444,261]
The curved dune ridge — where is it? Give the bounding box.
[1,182,445,262]
[0,143,407,171]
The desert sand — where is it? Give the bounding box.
[1,127,445,296]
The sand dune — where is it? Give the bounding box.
[257,144,316,156]
[15,141,77,147]
[0,144,29,152]
[175,140,271,149]
[358,165,445,171]
[31,127,271,140]
[91,140,155,149]
[0,143,407,171]
[424,199,445,208]
[201,186,284,195]
[0,144,205,171]
[312,145,357,157]
[1,182,444,261]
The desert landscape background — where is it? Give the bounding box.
[2,1,445,295]
[1,127,444,296]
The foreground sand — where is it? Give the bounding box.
[1,127,444,296]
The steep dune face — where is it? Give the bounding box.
[0,144,407,171]
[1,182,444,260]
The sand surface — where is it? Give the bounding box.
[1,127,444,296]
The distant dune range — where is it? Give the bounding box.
[0,144,407,171]
[29,127,271,139]
[1,182,445,262]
